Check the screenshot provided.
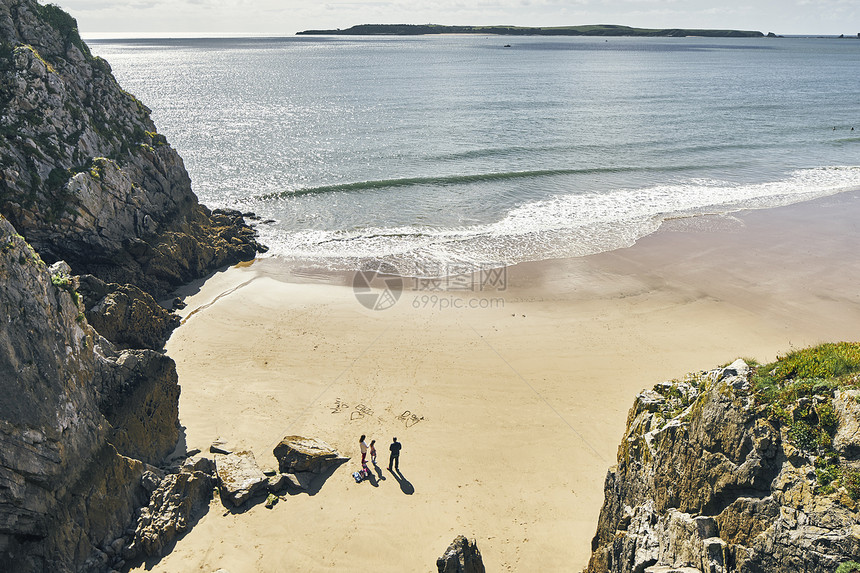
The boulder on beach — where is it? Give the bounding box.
[215,450,269,507]
[273,436,348,474]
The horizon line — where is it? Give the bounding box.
[81,31,857,41]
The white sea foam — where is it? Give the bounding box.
[254,166,860,275]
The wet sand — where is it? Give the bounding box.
[140,190,860,572]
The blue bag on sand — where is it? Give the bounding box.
[353,471,362,483]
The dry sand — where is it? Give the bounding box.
[139,191,860,572]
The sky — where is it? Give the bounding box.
[55,0,859,37]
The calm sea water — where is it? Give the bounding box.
[88,36,860,274]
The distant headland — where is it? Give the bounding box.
[296,24,765,37]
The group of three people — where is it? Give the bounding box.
[360,434,402,471]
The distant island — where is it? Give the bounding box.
[297,24,765,37]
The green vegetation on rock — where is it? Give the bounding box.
[51,271,80,305]
[844,467,860,500]
[19,44,55,73]
[89,157,109,179]
[637,344,860,502]
[37,3,91,57]
[753,343,860,445]
[750,344,860,497]
[758,342,860,383]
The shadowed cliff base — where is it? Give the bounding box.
[0,214,181,572]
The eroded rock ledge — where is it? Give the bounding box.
[587,349,860,573]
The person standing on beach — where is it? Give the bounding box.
[388,437,402,471]
[360,435,369,465]
[370,439,377,465]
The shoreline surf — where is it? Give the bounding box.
[246,178,860,281]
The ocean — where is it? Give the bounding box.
[88,35,860,276]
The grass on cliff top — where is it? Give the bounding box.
[753,342,860,403]
[752,342,860,432]
[750,342,860,498]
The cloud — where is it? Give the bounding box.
[58,0,851,35]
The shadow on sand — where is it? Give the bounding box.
[373,462,387,482]
[351,462,384,487]
[388,467,414,495]
[285,458,349,497]
[220,458,349,514]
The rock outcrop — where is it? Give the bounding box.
[0,0,264,299]
[587,348,860,573]
[124,457,215,559]
[833,389,860,459]
[78,274,179,350]
[436,535,486,573]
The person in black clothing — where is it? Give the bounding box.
[388,437,402,471]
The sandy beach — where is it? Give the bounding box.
[138,191,860,572]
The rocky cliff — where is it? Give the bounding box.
[587,345,860,573]
[0,215,181,572]
[0,0,264,299]
[0,1,267,570]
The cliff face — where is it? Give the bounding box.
[0,0,263,298]
[0,215,180,572]
[588,349,860,573]
[0,1,266,569]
